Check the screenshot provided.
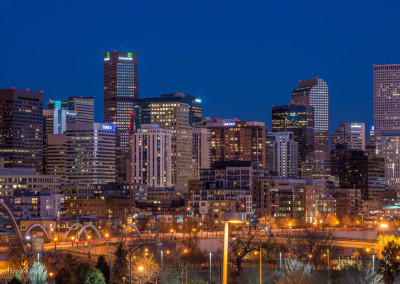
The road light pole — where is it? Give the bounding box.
[209,252,212,284]
[259,237,262,284]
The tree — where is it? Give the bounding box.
[6,238,29,271]
[341,216,352,227]
[96,255,111,284]
[286,229,334,267]
[160,259,186,283]
[84,268,106,284]
[324,213,339,228]
[28,262,47,284]
[228,229,260,272]
[378,239,400,282]
[112,242,128,284]
[131,254,159,283]
[55,267,73,284]
[274,258,315,284]
[75,262,92,284]
[335,265,383,284]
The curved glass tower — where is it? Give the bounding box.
[291,78,329,152]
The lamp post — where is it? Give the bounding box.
[209,252,212,284]
[54,237,57,251]
[259,237,262,284]
[222,212,246,284]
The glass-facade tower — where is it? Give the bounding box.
[104,51,139,182]
[291,78,329,152]
[272,104,314,167]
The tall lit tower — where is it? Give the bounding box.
[373,64,400,138]
[291,78,329,152]
[104,51,139,181]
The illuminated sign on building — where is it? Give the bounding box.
[118,57,133,61]
[223,122,235,127]
[104,58,110,61]
[103,125,113,130]
[351,125,362,128]
[195,99,201,103]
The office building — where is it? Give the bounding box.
[47,97,94,123]
[377,133,400,191]
[331,122,365,151]
[134,92,202,128]
[65,123,116,187]
[104,51,139,182]
[205,119,267,168]
[44,134,67,182]
[43,109,76,136]
[291,78,329,152]
[0,89,43,173]
[266,132,299,178]
[373,64,400,138]
[0,168,62,197]
[300,152,332,180]
[147,102,192,189]
[192,127,211,179]
[331,147,385,200]
[131,124,172,187]
[272,104,314,165]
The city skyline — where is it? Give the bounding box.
[2,1,400,135]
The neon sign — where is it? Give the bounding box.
[102,125,113,130]
[104,58,110,61]
[223,122,235,127]
[119,57,133,61]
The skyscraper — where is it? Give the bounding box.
[0,89,43,173]
[192,127,212,179]
[104,51,139,182]
[131,124,172,187]
[65,123,116,187]
[48,97,94,123]
[330,122,366,151]
[134,92,202,129]
[266,132,299,177]
[272,104,314,166]
[291,78,329,152]
[374,64,400,138]
[376,133,400,191]
[148,102,192,189]
[205,119,268,169]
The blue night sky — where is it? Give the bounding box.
[1,1,399,134]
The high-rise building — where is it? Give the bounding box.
[65,123,116,187]
[272,104,314,165]
[373,64,400,138]
[266,132,299,177]
[300,152,331,180]
[331,149,385,200]
[192,127,211,179]
[104,51,139,182]
[131,124,172,187]
[205,119,267,169]
[47,97,94,123]
[291,78,329,152]
[147,102,192,189]
[134,92,202,128]
[44,134,67,182]
[43,109,77,136]
[377,133,400,192]
[0,89,43,173]
[330,122,366,151]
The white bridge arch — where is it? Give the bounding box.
[77,224,102,240]
[122,224,141,240]
[0,200,25,249]
[24,223,51,241]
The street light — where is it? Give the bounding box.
[222,212,246,284]
[54,237,58,251]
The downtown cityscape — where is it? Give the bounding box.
[1,1,400,284]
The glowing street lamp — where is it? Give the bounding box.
[222,212,246,284]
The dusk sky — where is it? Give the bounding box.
[1,1,399,133]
